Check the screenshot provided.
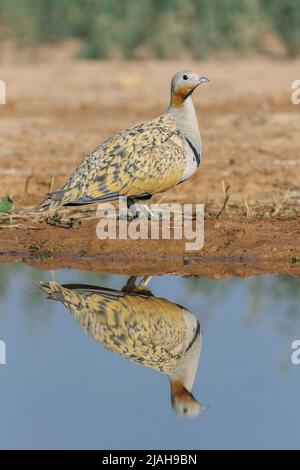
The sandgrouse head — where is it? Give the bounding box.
[170,70,209,107]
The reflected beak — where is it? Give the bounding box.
[198,76,209,84]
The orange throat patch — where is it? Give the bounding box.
[171,85,194,108]
[171,380,196,402]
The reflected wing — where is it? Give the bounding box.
[40,282,188,371]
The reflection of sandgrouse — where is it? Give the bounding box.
[40,277,204,417]
[39,71,208,212]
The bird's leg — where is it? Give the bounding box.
[140,205,193,222]
[138,276,152,288]
[122,276,152,294]
[122,276,138,293]
[118,198,137,220]
[138,204,164,220]
[121,198,140,221]
[136,276,153,294]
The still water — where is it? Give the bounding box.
[0,264,299,449]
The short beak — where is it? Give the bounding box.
[198,76,209,84]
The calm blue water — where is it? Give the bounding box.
[0,264,299,450]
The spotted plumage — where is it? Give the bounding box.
[39,71,208,211]
[40,278,205,417]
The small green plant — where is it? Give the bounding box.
[0,196,14,213]
[29,242,54,259]
[44,248,54,258]
[29,242,40,255]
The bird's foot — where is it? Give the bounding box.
[119,205,176,221]
[118,213,132,221]
[118,205,149,221]
[122,276,138,293]
[118,211,143,221]
[138,276,152,288]
[122,275,152,295]
[138,205,165,220]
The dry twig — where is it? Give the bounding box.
[216,182,230,219]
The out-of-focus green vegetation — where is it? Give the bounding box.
[0,0,299,58]
[261,0,300,56]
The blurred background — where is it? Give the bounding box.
[0,0,299,59]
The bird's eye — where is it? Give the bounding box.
[183,75,188,80]
[183,407,188,414]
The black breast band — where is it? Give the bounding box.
[186,138,201,167]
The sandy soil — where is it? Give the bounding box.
[0,50,299,276]
[0,215,299,278]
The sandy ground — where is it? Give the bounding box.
[0,50,299,276]
[0,215,299,277]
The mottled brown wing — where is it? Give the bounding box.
[49,115,187,206]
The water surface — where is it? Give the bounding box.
[0,264,299,449]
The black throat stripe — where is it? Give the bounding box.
[186,138,201,167]
[185,321,201,353]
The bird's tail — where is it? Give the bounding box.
[36,197,61,211]
[39,281,66,302]
[39,282,106,334]
[39,281,89,309]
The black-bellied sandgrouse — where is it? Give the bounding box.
[39,71,208,213]
[40,277,204,417]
